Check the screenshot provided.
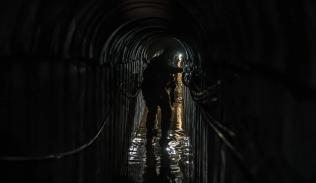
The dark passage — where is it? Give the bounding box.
[1,0,316,183]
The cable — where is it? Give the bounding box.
[197,104,256,183]
[0,117,109,162]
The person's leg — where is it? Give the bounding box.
[146,103,158,145]
[170,79,176,105]
[159,92,172,146]
[142,89,159,144]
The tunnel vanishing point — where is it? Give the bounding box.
[1,0,316,183]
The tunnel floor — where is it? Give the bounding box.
[128,70,193,183]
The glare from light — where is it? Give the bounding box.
[177,53,183,67]
[178,53,183,61]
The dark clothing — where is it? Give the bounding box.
[141,56,182,97]
[141,55,182,145]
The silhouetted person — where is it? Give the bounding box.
[141,48,182,147]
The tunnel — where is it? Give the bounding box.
[1,0,316,183]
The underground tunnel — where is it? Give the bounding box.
[1,0,316,183]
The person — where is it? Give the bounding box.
[141,47,183,147]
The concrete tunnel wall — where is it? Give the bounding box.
[1,0,316,183]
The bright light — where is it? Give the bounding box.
[178,53,183,61]
[177,53,183,67]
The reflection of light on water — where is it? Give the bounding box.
[128,130,193,183]
[166,146,177,155]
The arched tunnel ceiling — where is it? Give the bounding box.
[0,0,205,62]
[1,0,316,182]
[119,0,172,19]
[1,0,315,70]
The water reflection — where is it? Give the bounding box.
[128,130,193,183]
